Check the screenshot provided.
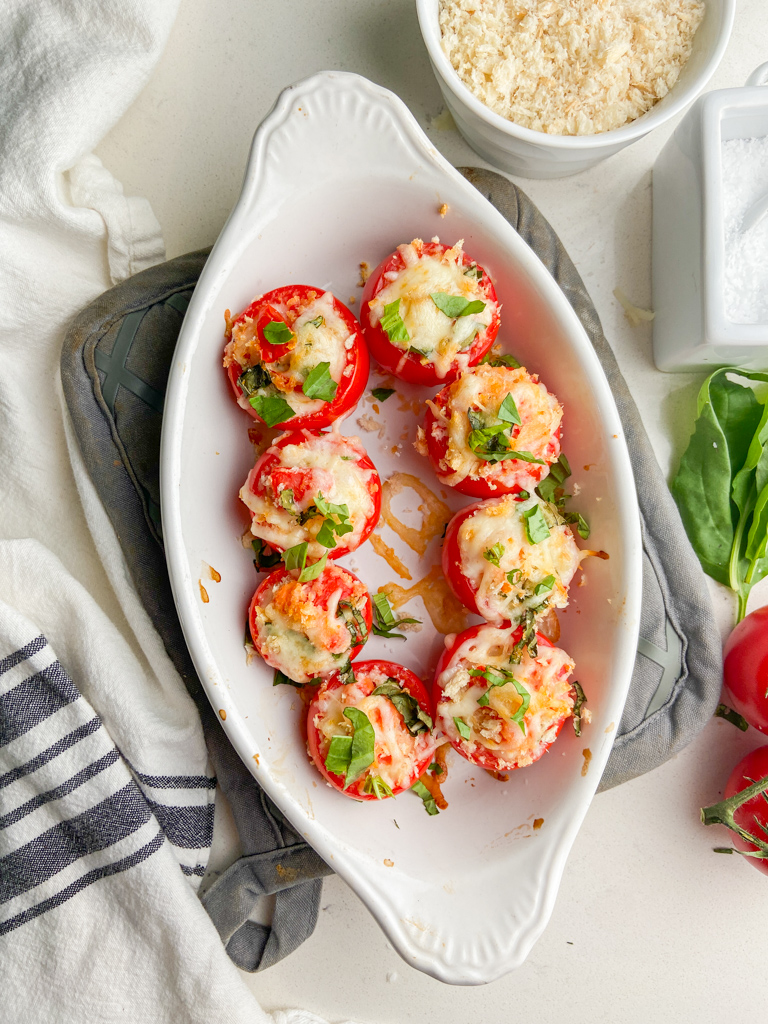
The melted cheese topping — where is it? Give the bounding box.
[436,626,575,769]
[253,571,366,683]
[457,494,584,625]
[367,240,496,379]
[226,291,356,416]
[429,364,562,490]
[313,668,436,791]
[240,433,377,560]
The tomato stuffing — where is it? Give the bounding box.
[360,239,500,386]
[224,284,369,429]
[307,660,436,800]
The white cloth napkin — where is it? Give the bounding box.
[0,2,352,1021]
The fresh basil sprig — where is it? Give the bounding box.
[372,679,433,736]
[371,593,421,640]
[671,368,768,620]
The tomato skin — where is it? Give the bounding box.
[306,660,435,801]
[723,746,768,875]
[424,386,560,498]
[249,566,372,680]
[225,284,370,429]
[360,242,499,386]
[433,624,561,773]
[441,505,482,617]
[723,607,768,735]
[244,430,381,558]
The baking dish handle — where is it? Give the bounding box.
[746,62,768,87]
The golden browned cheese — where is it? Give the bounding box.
[380,472,451,556]
[369,532,413,580]
[382,565,467,635]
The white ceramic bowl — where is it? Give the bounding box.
[160,70,642,984]
[417,0,736,179]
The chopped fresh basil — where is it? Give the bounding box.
[411,779,439,816]
[381,299,410,343]
[470,665,529,732]
[279,488,295,512]
[262,319,294,347]
[302,361,338,402]
[251,537,281,571]
[283,542,308,573]
[342,706,376,788]
[498,393,521,426]
[305,315,325,328]
[372,680,433,736]
[430,292,486,319]
[298,503,319,525]
[337,599,369,646]
[371,592,421,640]
[564,511,591,539]
[517,490,530,501]
[464,263,483,281]
[314,492,353,549]
[474,675,507,708]
[371,387,395,402]
[534,574,556,597]
[298,552,328,582]
[522,504,551,544]
[483,543,504,567]
[509,608,538,662]
[325,734,353,775]
[273,669,307,688]
[454,716,471,740]
[505,676,531,733]
[337,659,355,686]
[572,680,587,737]
[428,762,444,775]
[458,327,479,351]
[506,568,522,585]
[480,351,521,369]
[363,775,394,800]
[249,392,295,427]
[237,364,272,395]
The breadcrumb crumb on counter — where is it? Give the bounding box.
[438,0,705,136]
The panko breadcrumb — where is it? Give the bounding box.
[438,0,705,136]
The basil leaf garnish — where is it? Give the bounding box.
[454,717,471,740]
[237,364,272,394]
[251,538,282,571]
[498,393,521,426]
[372,680,433,736]
[249,392,295,427]
[469,664,530,732]
[342,706,376,788]
[564,511,591,539]
[428,762,444,775]
[305,315,325,328]
[279,488,295,511]
[483,543,504,567]
[283,542,308,573]
[381,299,410,343]
[522,504,551,544]
[363,775,394,799]
[510,608,538,662]
[571,680,587,737]
[325,734,353,776]
[371,592,420,640]
[411,779,439,816]
[430,293,486,319]
[302,361,338,402]
[371,387,395,402]
[273,669,306,688]
[314,492,353,549]
[298,552,328,582]
[464,263,483,281]
[534,574,556,596]
[262,319,294,347]
[337,599,369,646]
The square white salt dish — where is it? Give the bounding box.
[652,63,768,372]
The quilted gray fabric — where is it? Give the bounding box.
[59,170,722,969]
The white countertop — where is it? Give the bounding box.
[95,3,768,1019]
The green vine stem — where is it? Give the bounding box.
[701,775,768,860]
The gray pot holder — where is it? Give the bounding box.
[60,168,723,970]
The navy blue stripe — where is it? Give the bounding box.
[146,800,214,850]
[0,718,102,791]
[180,863,206,877]
[0,831,165,936]
[0,750,121,829]
[0,662,81,748]
[0,637,47,679]
[132,768,216,791]
[0,783,152,904]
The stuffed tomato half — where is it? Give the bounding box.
[223,285,369,429]
[249,564,372,684]
[433,624,576,772]
[240,430,381,565]
[442,494,585,626]
[360,239,500,386]
[307,660,436,800]
[420,363,562,497]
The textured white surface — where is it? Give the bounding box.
[96,0,768,1017]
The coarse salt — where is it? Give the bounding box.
[722,135,768,325]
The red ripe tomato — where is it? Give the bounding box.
[360,240,500,386]
[241,430,381,561]
[433,623,575,773]
[224,284,369,429]
[723,606,768,734]
[722,746,768,875]
[249,564,372,684]
[423,364,562,498]
[306,660,436,800]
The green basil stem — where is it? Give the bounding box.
[701,775,768,860]
[729,479,755,621]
